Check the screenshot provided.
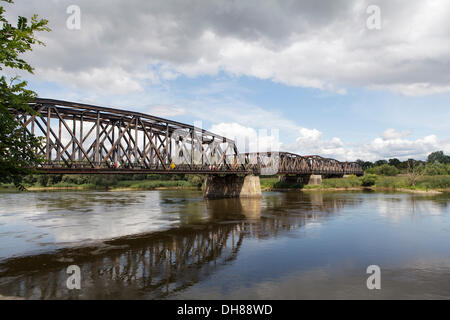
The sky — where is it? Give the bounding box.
[4,0,450,161]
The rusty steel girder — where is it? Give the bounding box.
[11,98,363,176]
[234,152,363,176]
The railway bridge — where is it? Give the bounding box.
[11,98,363,198]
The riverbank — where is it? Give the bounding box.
[2,175,450,194]
[13,179,201,191]
[260,175,450,194]
[300,186,444,194]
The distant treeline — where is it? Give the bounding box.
[356,151,450,176]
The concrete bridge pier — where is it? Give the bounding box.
[203,174,262,199]
[308,174,322,185]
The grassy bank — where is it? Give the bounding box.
[5,173,203,191]
[22,179,200,191]
[260,175,450,193]
[2,174,450,193]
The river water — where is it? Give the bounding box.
[0,190,449,299]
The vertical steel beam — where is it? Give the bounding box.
[165,123,169,165]
[57,117,62,163]
[143,124,146,166]
[95,111,100,165]
[112,121,116,165]
[46,106,51,161]
[72,114,76,162]
[79,114,83,162]
[190,128,194,167]
[134,117,138,165]
[150,125,153,166]
[31,117,35,154]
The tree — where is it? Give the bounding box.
[0,0,50,188]
[427,151,450,164]
[406,159,424,187]
[388,158,401,168]
[356,159,373,171]
[374,159,388,166]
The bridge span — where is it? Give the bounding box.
[12,98,363,197]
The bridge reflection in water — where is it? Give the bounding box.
[0,193,360,299]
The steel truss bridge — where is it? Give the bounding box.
[11,98,363,176]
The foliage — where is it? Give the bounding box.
[356,159,374,170]
[427,151,450,164]
[186,174,203,187]
[423,162,449,176]
[15,173,202,190]
[361,151,450,177]
[367,164,399,176]
[374,160,388,166]
[417,175,450,189]
[388,158,406,169]
[360,174,377,187]
[0,0,50,188]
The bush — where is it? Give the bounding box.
[146,174,171,180]
[417,176,450,189]
[423,163,449,176]
[21,174,37,185]
[132,174,146,181]
[36,175,49,187]
[374,164,399,176]
[61,175,90,185]
[88,175,118,186]
[361,174,377,187]
[186,174,203,187]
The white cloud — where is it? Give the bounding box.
[40,66,146,94]
[284,128,450,161]
[147,105,186,117]
[209,122,279,153]
[8,0,450,96]
[381,128,412,140]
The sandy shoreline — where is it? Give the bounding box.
[264,186,445,194]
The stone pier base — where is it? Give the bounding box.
[308,174,323,185]
[203,174,262,199]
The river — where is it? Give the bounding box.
[0,190,449,299]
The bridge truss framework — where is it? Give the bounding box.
[11,98,363,176]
